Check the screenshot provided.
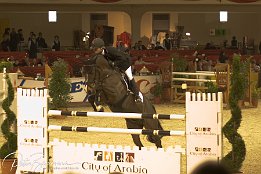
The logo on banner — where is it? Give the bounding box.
[190,127,216,135]
[104,151,113,161]
[125,153,135,163]
[115,152,124,162]
[189,146,217,156]
[94,151,103,161]
[93,151,135,162]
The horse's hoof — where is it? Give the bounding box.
[97,105,104,112]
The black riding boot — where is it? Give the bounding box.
[129,79,142,103]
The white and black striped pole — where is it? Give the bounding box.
[48,110,185,120]
[48,125,185,136]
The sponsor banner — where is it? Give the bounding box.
[186,101,221,135]
[134,75,161,100]
[17,75,160,102]
[186,135,221,174]
[52,141,181,174]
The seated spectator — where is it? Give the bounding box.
[154,41,165,50]
[148,43,155,50]
[219,51,228,63]
[134,56,151,65]
[205,42,216,49]
[136,40,147,50]
[132,42,139,50]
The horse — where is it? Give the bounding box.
[82,53,163,148]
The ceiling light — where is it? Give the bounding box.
[220,11,228,22]
[49,11,57,22]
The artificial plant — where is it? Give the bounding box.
[0,60,13,72]
[48,59,72,109]
[222,55,247,172]
[171,53,188,72]
[0,75,17,159]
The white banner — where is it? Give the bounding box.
[52,141,181,174]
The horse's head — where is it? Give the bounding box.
[82,59,98,91]
[82,55,109,91]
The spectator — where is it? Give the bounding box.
[137,40,146,50]
[205,42,216,49]
[28,31,34,42]
[154,41,165,50]
[163,33,172,50]
[219,51,228,63]
[117,41,126,52]
[1,33,10,51]
[9,28,19,51]
[231,36,238,49]
[52,35,60,51]
[36,32,47,50]
[17,29,25,51]
[132,42,139,50]
[134,56,151,65]
[2,27,10,38]
[28,33,37,59]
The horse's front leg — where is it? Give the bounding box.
[87,93,104,112]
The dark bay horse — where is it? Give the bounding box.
[83,54,163,148]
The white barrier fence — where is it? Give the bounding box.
[16,88,222,174]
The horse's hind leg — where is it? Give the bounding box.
[131,134,144,149]
[147,135,162,148]
[125,119,144,149]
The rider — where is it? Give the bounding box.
[91,38,143,103]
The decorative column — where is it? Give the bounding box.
[128,9,144,45]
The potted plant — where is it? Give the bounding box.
[0,74,17,174]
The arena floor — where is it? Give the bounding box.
[1,102,260,174]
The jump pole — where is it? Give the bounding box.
[48,110,185,120]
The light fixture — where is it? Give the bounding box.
[220,11,228,22]
[48,11,57,22]
[186,32,191,36]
